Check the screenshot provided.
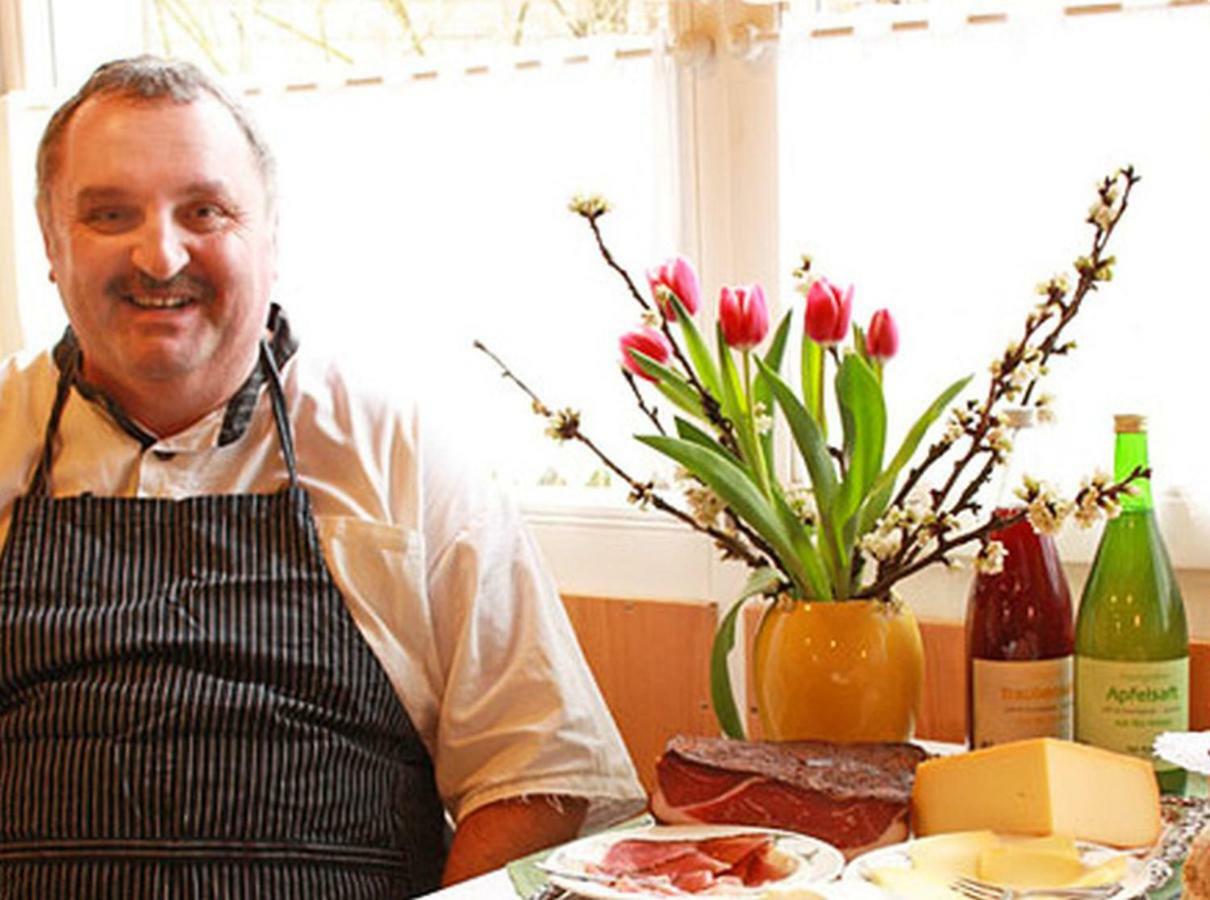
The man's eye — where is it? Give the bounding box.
[83,208,135,231]
[185,203,229,228]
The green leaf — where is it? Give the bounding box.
[629,350,704,419]
[836,353,886,531]
[857,373,973,536]
[669,294,722,403]
[755,358,838,512]
[709,566,782,738]
[675,417,743,467]
[755,357,846,593]
[715,324,748,423]
[715,326,766,490]
[852,323,869,365]
[635,435,827,598]
[801,336,825,438]
[771,487,833,598]
[753,310,794,466]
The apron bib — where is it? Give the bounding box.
[0,343,446,898]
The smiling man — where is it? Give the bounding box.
[0,56,643,897]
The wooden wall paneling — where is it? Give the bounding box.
[1191,641,1210,731]
[917,620,967,743]
[560,595,720,793]
[743,599,770,740]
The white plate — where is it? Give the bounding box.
[841,837,1151,898]
[543,823,845,898]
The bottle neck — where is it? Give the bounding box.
[993,421,1035,513]
[1114,430,1152,511]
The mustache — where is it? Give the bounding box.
[106,271,214,301]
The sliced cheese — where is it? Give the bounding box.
[977,845,1085,887]
[1071,856,1130,887]
[1003,834,1079,858]
[910,738,1160,848]
[867,866,964,899]
[907,831,998,877]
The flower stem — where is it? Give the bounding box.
[743,351,773,499]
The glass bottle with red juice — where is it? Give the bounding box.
[965,406,1075,749]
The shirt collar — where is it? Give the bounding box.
[51,303,300,450]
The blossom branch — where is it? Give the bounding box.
[571,197,739,455]
[859,465,1148,599]
[622,370,666,436]
[891,167,1140,532]
[474,339,779,574]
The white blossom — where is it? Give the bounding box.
[1035,393,1056,424]
[1073,470,1123,527]
[860,528,903,562]
[684,483,725,528]
[785,483,818,525]
[1089,201,1115,230]
[569,193,611,217]
[975,540,1007,575]
[753,401,774,436]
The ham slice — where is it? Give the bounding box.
[650,735,929,859]
[590,832,797,894]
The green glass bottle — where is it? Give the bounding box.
[1075,414,1189,793]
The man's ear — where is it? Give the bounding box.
[37,201,59,284]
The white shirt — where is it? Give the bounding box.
[0,344,646,832]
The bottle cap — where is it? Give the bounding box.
[1114,413,1147,434]
[1001,406,1036,429]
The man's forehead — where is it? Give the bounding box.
[52,93,266,200]
[63,92,243,149]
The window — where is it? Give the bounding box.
[3,0,1208,605]
[778,1,1210,568]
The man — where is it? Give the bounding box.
[0,55,644,896]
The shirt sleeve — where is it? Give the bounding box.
[416,413,647,831]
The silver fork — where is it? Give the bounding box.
[949,876,1122,900]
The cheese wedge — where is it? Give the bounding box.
[911,738,1160,848]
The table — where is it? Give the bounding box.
[418,869,517,899]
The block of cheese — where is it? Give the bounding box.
[911,738,1160,848]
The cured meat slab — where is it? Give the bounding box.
[650,735,929,859]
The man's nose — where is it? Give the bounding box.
[130,213,190,280]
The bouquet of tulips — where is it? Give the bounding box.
[477,167,1147,734]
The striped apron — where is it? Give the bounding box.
[0,342,447,897]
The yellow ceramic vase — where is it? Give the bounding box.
[753,596,925,742]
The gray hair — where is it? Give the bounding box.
[36,55,276,222]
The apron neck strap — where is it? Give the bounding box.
[28,342,300,497]
[27,349,78,498]
[259,338,299,489]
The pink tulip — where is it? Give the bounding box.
[804,278,854,346]
[647,256,701,319]
[619,327,673,381]
[867,309,899,362]
[718,284,770,351]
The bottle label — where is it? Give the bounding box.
[971,656,1074,748]
[1075,656,1189,772]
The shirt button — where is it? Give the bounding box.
[153,450,176,461]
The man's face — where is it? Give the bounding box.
[41,93,276,410]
